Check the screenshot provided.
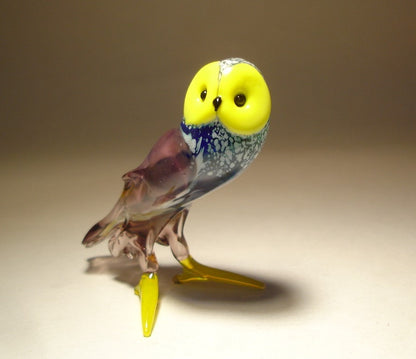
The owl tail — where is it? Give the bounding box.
[82,194,127,248]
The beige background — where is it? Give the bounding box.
[1,1,415,358]
[2,0,415,156]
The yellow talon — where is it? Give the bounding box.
[134,272,159,337]
[174,256,265,289]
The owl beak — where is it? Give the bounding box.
[213,96,222,111]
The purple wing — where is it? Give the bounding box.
[82,128,196,247]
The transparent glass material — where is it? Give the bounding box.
[82,58,271,336]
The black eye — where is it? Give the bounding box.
[200,89,207,100]
[234,94,246,107]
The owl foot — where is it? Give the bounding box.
[174,256,265,289]
[134,272,159,337]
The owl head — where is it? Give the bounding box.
[181,59,271,184]
[183,58,271,135]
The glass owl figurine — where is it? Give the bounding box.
[83,58,271,337]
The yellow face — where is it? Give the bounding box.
[183,60,271,136]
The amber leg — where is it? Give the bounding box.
[174,256,264,289]
[134,271,159,337]
[161,209,265,289]
[126,231,160,337]
[133,250,159,337]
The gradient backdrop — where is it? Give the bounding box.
[2,0,415,156]
[1,1,415,358]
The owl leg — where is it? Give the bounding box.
[123,230,159,337]
[175,256,265,289]
[161,209,265,289]
[134,271,158,337]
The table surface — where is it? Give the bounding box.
[1,145,415,358]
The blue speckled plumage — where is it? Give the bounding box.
[180,119,269,197]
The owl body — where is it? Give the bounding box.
[83,120,268,259]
